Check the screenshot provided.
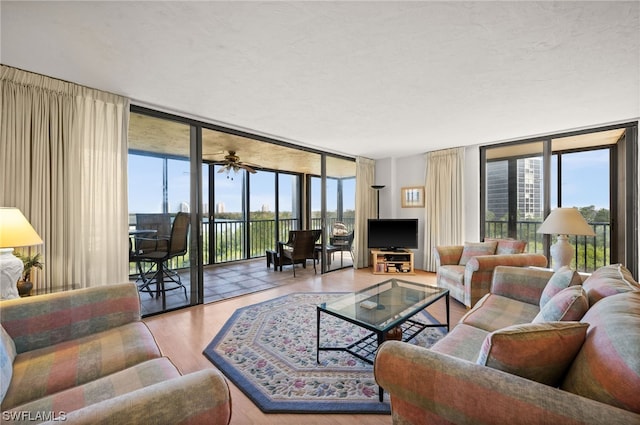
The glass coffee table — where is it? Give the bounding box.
[316,279,449,401]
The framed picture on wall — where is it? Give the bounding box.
[401,186,425,208]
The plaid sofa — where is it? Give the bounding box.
[375,264,640,425]
[434,239,548,308]
[0,283,231,424]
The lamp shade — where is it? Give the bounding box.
[0,208,43,248]
[537,208,596,237]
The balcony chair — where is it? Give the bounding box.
[129,213,172,279]
[131,212,190,309]
[326,222,354,267]
[280,229,318,277]
[434,238,548,308]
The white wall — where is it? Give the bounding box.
[374,152,484,270]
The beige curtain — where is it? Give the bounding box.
[0,65,129,293]
[354,156,376,268]
[423,147,465,271]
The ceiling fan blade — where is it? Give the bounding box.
[203,150,227,158]
[239,163,257,173]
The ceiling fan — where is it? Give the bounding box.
[205,150,258,178]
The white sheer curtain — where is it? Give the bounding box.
[354,156,376,268]
[0,65,129,293]
[423,147,465,271]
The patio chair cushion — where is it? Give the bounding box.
[477,321,589,386]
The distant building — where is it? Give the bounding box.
[486,157,542,221]
[216,202,225,213]
[261,204,270,212]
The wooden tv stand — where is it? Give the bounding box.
[371,249,415,275]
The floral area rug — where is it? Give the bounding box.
[203,292,446,414]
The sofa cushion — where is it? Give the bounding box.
[581,264,639,306]
[6,357,181,415]
[533,286,589,323]
[562,291,640,413]
[1,326,17,403]
[460,294,540,332]
[438,265,465,284]
[459,241,497,266]
[430,323,489,362]
[1,283,141,355]
[477,321,589,386]
[539,266,583,309]
[485,238,527,255]
[1,322,161,410]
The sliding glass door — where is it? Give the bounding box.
[481,124,637,274]
[128,112,195,315]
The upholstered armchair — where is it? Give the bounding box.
[434,239,548,308]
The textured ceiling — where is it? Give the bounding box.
[1,1,638,160]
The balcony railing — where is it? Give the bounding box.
[130,216,356,273]
[485,220,611,273]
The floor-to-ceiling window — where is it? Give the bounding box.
[312,155,357,272]
[481,123,638,274]
[129,106,356,314]
[128,112,195,315]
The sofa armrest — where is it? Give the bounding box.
[40,369,232,425]
[462,254,548,307]
[374,341,639,425]
[490,265,555,305]
[1,283,141,354]
[434,245,464,266]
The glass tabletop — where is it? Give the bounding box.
[318,279,447,331]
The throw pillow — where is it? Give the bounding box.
[485,238,527,255]
[459,241,497,266]
[582,263,640,306]
[533,286,589,323]
[476,321,589,387]
[539,266,583,309]
[1,325,17,401]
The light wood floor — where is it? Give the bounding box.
[144,267,466,425]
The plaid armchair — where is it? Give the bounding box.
[434,239,548,308]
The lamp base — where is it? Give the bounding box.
[0,248,23,299]
[550,235,574,271]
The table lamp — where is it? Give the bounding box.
[537,207,595,271]
[0,208,43,299]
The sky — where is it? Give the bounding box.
[553,149,609,210]
[128,155,356,214]
[128,149,609,216]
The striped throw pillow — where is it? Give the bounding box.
[485,238,527,254]
[459,241,497,266]
[533,286,589,323]
[540,266,583,309]
[477,321,589,386]
[1,325,17,402]
[582,263,640,306]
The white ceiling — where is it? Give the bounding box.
[1,1,639,160]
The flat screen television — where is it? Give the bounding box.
[367,219,418,251]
